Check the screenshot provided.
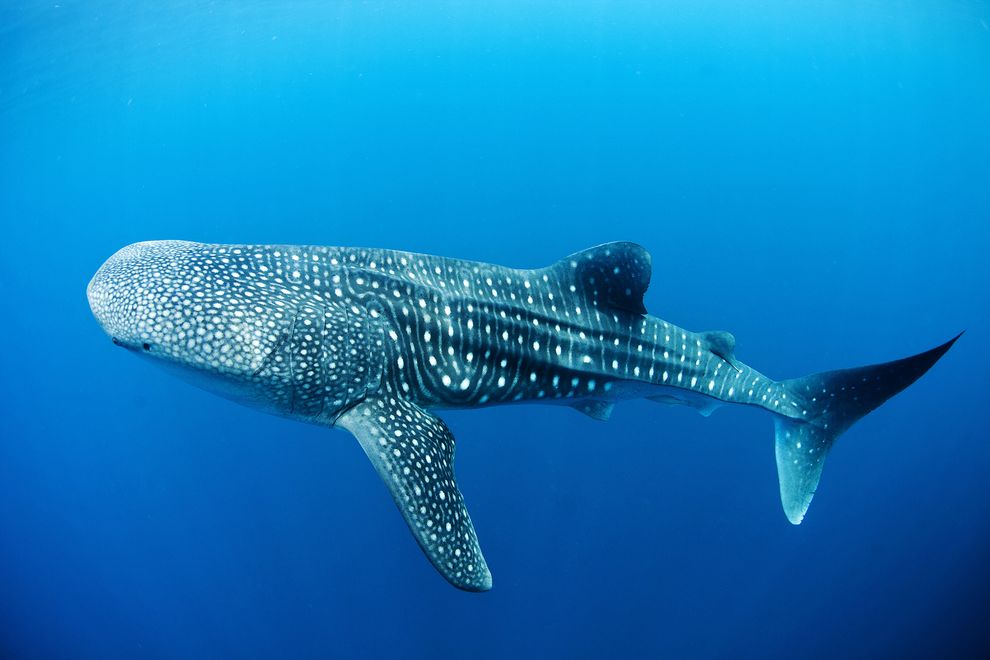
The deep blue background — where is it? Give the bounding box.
[2,2,989,658]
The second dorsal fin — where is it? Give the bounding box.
[549,242,652,315]
[702,330,740,371]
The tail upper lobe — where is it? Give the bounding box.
[774,333,962,524]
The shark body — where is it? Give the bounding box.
[88,240,959,591]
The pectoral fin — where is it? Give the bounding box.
[336,395,492,592]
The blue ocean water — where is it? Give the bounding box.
[2,1,989,658]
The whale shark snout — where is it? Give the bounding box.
[87,240,297,409]
[88,241,200,347]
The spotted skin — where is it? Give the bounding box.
[88,240,959,591]
[339,390,490,591]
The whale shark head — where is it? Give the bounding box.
[87,240,282,403]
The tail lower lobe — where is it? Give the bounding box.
[774,333,961,524]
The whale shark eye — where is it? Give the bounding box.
[142,343,151,351]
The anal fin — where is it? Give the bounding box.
[569,399,615,421]
[647,394,720,417]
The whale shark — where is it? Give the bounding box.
[87,240,960,591]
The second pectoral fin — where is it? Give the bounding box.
[336,394,492,592]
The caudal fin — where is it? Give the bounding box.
[775,333,962,524]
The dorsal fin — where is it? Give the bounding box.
[549,242,652,315]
